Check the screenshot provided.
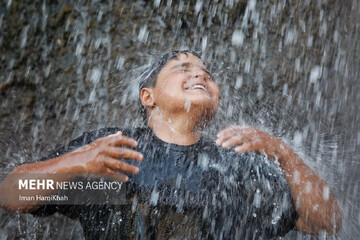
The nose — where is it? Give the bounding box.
[192,68,210,80]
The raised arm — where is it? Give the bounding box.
[0,131,143,213]
[216,125,342,235]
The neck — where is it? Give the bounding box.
[147,108,205,145]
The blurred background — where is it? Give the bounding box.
[0,0,359,239]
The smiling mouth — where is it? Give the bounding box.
[187,84,208,92]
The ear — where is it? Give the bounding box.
[140,88,155,108]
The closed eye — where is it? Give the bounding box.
[203,70,214,81]
[177,68,213,81]
[205,74,213,81]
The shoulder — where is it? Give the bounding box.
[120,127,150,140]
[73,127,148,144]
[41,127,145,161]
[65,127,122,149]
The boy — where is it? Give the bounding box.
[0,51,341,239]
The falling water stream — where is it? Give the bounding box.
[0,0,359,239]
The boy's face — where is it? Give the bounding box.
[151,53,219,118]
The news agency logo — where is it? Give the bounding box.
[18,179,55,190]
[18,179,123,190]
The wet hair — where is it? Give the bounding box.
[138,50,202,122]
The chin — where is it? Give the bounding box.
[191,101,218,119]
[186,95,216,104]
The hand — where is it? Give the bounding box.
[216,125,283,160]
[69,131,143,182]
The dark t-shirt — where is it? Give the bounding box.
[32,127,298,239]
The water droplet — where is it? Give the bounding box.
[310,66,322,84]
[231,30,244,47]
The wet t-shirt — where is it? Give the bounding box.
[32,127,298,239]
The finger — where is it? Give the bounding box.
[217,125,238,138]
[104,147,143,161]
[102,131,123,144]
[217,125,248,139]
[107,135,139,148]
[234,143,254,153]
[216,126,251,146]
[221,135,245,148]
[102,168,129,182]
[102,156,140,174]
[216,128,238,145]
[104,131,122,139]
[82,170,129,182]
